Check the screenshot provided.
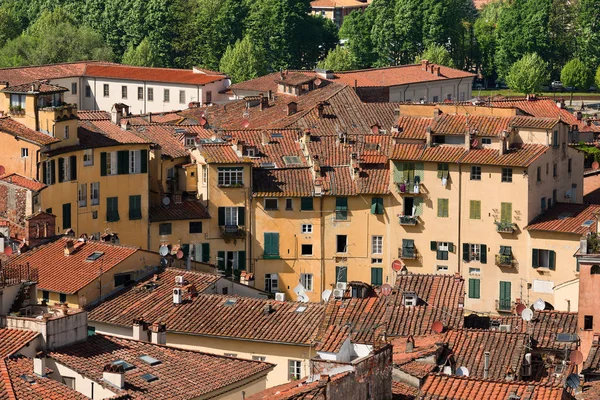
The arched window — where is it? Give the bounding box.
[592,265,600,275]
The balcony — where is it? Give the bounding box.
[395,181,423,195]
[219,225,245,240]
[495,299,513,312]
[495,221,517,233]
[399,248,417,260]
[495,254,515,268]
[398,215,419,226]
[39,104,77,120]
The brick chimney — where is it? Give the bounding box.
[173,193,182,204]
[133,317,148,341]
[25,212,56,248]
[421,60,429,71]
[287,101,297,116]
[149,322,167,345]
[435,66,441,76]
[64,240,75,256]
[317,102,325,119]
[103,364,125,389]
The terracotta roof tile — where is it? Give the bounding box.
[525,203,600,235]
[395,117,432,140]
[9,237,140,294]
[275,72,317,86]
[459,143,548,167]
[1,81,68,94]
[311,0,372,8]
[77,110,110,121]
[392,380,418,400]
[509,116,560,129]
[84,64,226,85]
[0,329,39,358]
[246,373,349,400]
[148,200,210,223]
[583,344,600,374]
[420,146,468,163]
[225,129,307,167]
[49,334,273,400]
[0,173,45,191]
[431,114,513,136]
[0,116,59,145]
[88,268,324,345]
[252,168,315,197]
[127,125,207,158]
[315,325,351,352]
[199,143,247,164]
[397,360,437,378]
[0,61,114,86]
[392,335,443,366]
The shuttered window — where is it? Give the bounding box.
[499,281,511,310]
[437,163,449,179]
[470,200,481,219]
[335,197,348,220]
[500,202,512,223]
[128,195,142,220]
[371,268,383,286]
[106,197,120,222]
[532,249,556,270]
[468,278,480,299]
[301,197,313,211]
[336,266,347,283]
[402,239,415,258]
[201,243,210,262]
[264,233,280,259]
[437,198,449,217]
[62,203,71,229]
[371,197,384,215]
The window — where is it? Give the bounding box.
[372,236,383,254]
[552,130,559,147]
[335,197,348,220]
[371,268,383,286]
[85,85,91,97]
[568,158,572,174]
[202,167,207,186]
[532,249,556,270]
[541,197,546,212]
[482,138,492,145]
[64,125,69,139]
[469,267,481,275]
[468,278,480,299]
[218,167,243,186]
[43,160,54,185]
[83,149,93,166]
[189,222,202,233]
[101,151,118,176]
[9,94,25,109]
[301,244,313,256]
[264,232,280,259]
[300,273,313,290]
[289,360,302,380]
[42,290,49,302]
[553,163,557,177]
[336,235,347,253]
[285,198,293,210]
[264,198,278,210]
[129,195,142,220]
[163,89,170,103]
[106,197,119,222]
[179,90,185,104]
[114,273,132,287]
[218,207,242,226]
[78,184,87,207]
[138,87,143,100]
[60,293,67,303]
[59,156,73,182]
[433,241,453,260]
[470,200,481,219]
[71,83,77,95]
[463,243,487,263]
[103,84,109,97]
[301,224,313,234]
[432,95,439,102]
[265,274,279,292]
[437,265,449,272]
[591,265,600,274]
[21,148,28,158]
[501,168,513,182]
[585,315,594,330]
[336,266,347,283]
[206,91,212,103]
[371,197,384,215]
[159,223,172,235]
[301,197,313,211]
[401,239,415,258]
[372,258,382,264]
[62,203,71,229]
[129,150,142,173]
[470,166,481,180]
[167,168,175,179]
[499,281,511,310]
[470,244,480,261]
[252,355,266,362]
[90,182,99,205]
[437,198,449,217]
[147,87,154,101]
[500,202,512,223]
[546,163,549,175]
[537,166,541,182]
[437,163,449,179]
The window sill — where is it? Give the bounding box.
[263,255,280,260]
[129,217,142,221]
[218,184,244,188]
[107,219,120,223]
[265,208,279,211]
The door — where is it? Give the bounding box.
[404,197,414,216]
[499,281,511,311]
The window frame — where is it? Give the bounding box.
[285,198,293,210]
[147,87,154,101]
[189,221,203,234]
[470,244,481,262]
[85,85,91,98]
[78,184,87,208]
[163,89,170,103]
[179,90,185,104]
[103,84,109,97]
[470,166,481,181]
[301,244,313,256]
[71,82,77,95]
[90,182,100,206]
[121,85,127,99]
[264,273,279,292]
[300,273,313,291]
[217,167,243,187]
[83,149,94,166]
[372,235,383,254]
[501,168,513,183]
[336,235,347,253]
[288,360,302,380]
[137,87,144,100]
[301,224,313,234]
[264,198,278,210]
[21,148,28,158]
[159,223,172,235]
[437,198,449,218]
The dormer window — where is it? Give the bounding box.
[246,147,256,157]
[185,136,195,147]
[402,291,418,306]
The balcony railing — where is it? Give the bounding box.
[398,215,419,226]
[495,254,515,268]
[395,181,423,195]
[496,299,513,312]
[39,104,77,120]
[400,249,417,260]
[495,221,517,233]
[219,225,245,239]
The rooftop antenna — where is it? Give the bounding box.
[533,298,545,311]
[321,290,332,302]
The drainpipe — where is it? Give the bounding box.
[457,162,462,274]
[320,196,325,298]
[197,86,200,106]
[484,351,490,379]
[456,78,464,102]
[93,78,97,111]
[403,84,411,102]
[144,82,147,114]
[34,95,39,132]
[247,173,252,274]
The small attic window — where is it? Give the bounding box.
[582,220,594,227]
[175,128,187,134]
[140,373,158,382]
[185,137,196,147]
[364,143,379,151]
[557,212,572,220]
[224,298,237,306]
[139,355,161,366]
[271,132,284,139]
[402,291,418,307]
[20,375,36,384]
[261,162,276,169]
[295,306,307,313]
[86,251,104,261]
[111,360,135,371]
[246,148,257,157]
[283,156,302,165]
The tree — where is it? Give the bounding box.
[505,53,549,94]
[473,1,504,87]
[339,10,375,68]
[415,44,455,67]
[318,45,357,71]
[122,37,159,67]
[595,66,600,91]
[577,0,600,70]
[219,35,267,84]
[561,59,592,104]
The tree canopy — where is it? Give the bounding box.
[415,44,455,68]
[506,53,549,95]
[219,35,267,83]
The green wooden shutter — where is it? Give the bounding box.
[58,158,64,182]
[264,233,280,259]
[371,268,383,285]
[463,243,470,262]
[501,203,512,223]
[129,195,141,220]
[107,197,119,222]
[218,207,225,226]
[238,207,245,226]
[393,162,404,183]
[371,197,384,214]
[181,244,190,258]
[549,250,556,270]
[117,150,129,175]
[413,197,423,216]
[430,241,437,251]
[438,199,448,217]
[70,155,77,180]
[448,243,454,252]
[480,244,487,264]
[201,243,210,262]
[50,160,56,184]
[500,281,511,306]
[272,233,279,257]
[217,251,225,269]
[469,278,480,299]
[415,162,424,182]
[100,152,107,176]
[532,248,539,268]
[42,162,47,184]
[404,163,414,181]
[140,149,148,173]
[238,251,246,270]
[301,197,313,211]
[62,203,71,229]
[470,200,481,219]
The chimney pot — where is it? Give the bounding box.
[484,351,490,379]
[150,322,167,345]
[133,317,148,341]
[33,352,46,377]
[263,304,273,315]
[287,101,297,116]
[421,60,429,71]
[103,364,125,389]
[317,103,325,119]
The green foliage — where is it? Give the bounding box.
[122,37,159,67]
[339,10,375,68]
[596,66,600,90]
[415,44,455,67]
[577,0,600,70]
[561,59,592,91]
[473,1,504,85]
[219,35,267,83]
[505,53,549,94]
[575,144,600,163]
[318,45,356,71]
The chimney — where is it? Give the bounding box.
[149,322,167,345]
[484,351,490,379]
[111,105,122,125]
[64,240,75,256]
[121,120,130,131]
[261,131,269,145]
[435,66,441,76]
[314,178,322,196]
[394,108,400,118]
[575,111,582,121]
[317,102,325,119]
[259,94,265,111]
[287,101,297,116]
[173,193,182,204]
[263,304,273,315]
[405,335,415,353]
[133,317,148,341]
[433,108,442,119]
[303,129,311,142]
[593,333,600,345]
[421,60,429,71]
[103,364,125,389]
[267,90,273,101]
[580,236,588,255]
[33,352,46,377]
[145,113,152,124]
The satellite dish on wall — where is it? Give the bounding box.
[515,303,527,316]
[294,284,306,297]
[0,165,5,175]
[456,366,469,377]
[533,298,546,311]
[159,245,169,256]
[432,321,444,334]
[593,161,600,170]
[176,250,184,259]
[160,257,169,267]
[381,284,392,297]
[570,350,584,365]
[521,308,533,322]
[321,290,332,302]
[199,117,207,126]
[4,247,12,256]
[392,259,403,272]
[566,373,581,389]
[297,293,309,303]
[242,119,250,128]
[162,197,171,206]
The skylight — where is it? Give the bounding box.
[556,333,578,342]
[283,156,302,165]
[295,306,307,313]
[271,132,284,139]
[86,251,104,261]
[111,360,135,371]
[364,143,379,150]
[140,373,159,383]
[582,220,595,227]
[224,298,237,306]
[557,212,572,220]
[260,162,276,169]
[139,355,161,366]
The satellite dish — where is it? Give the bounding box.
[242,119,250,128]
[432,321,444,334]
[293,284,306,296]
[371,125,379,134]
[521,308,533,322]
[566,373,581,389]
[160,257,168,267]
[159,245,169,256]
[321,290,332,302]
[297,293,309,303]
[593,161,600,170]
[515,303,527,316]
[0,165,4,175]
[570,350,584,365]
[456,366,469,377]
[471,139,478,148]
[176,250,184,259]
[533,298,546,311]
[162,197,171,206]
[392,259,403,272]
[314,78,322,87]
[199,117,207,126]
[381,283,392,296]
[4,247,12,256]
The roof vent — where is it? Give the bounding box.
[263,304,273,315]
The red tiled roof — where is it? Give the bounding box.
[311,0,372,8]
[489,98,585,130]
[315,325,350,352]
[417,374,567,400]
[585,174,600,204]
[509,116,559,129]
[49,334,273,400]
[226,129,307,168]
[392,335,443,365]
[397,360,437,378]
[459,144,548,167]
[246,373,352,400]
[128,125,202,159]
[525,203,600,234]
[0,116,59,145]
[77,110,110,121]
[392,380,418,400]
[583,344,600,374]
[420,146,467,163]
[275,72,317,86]
[1,81,68,94]
[88,268,324,345]
[0,61,113,86]
[0,329,39,358]
[9,237,140,294]
[199,143,248,164]
[149,201,210,223]
[0,173,45,191]
[229,70,312,93]
[430,114,513,136]
[252,168,315,197]
[395,117,433,140]
[84,64,226,85]
[123,112,188,125]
